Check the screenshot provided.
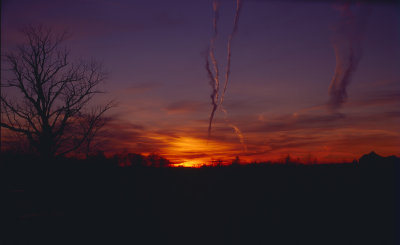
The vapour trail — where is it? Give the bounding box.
[229,123,247,152]
[218,0,246,151]
[221,105,247,152]
[206,0,246,152]
[210,0,220,95]
[207,0,220,138]
[328,43,360,111]
[220,0,242,106]
[328,3,367,112]
[206,56,219,138]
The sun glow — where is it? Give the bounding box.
[172,160,204,168]
[169,136,230,152]
[150,135,238,167]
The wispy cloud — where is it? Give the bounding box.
[91,107,400,164]
[349,90,400,107]
[123,83,161,94]
[164,100,208,114]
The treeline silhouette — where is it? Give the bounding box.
[0,151,398,245]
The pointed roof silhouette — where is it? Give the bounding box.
[359,151,399,165]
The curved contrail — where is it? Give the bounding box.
[221,105,247,152]
[229,123,247,152]
[328,3,368,112]
[328,43,360,111]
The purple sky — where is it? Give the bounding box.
[2,0,400,165]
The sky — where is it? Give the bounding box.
[2,0,400,166]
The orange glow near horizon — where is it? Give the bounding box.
[116,124,400,167]
[2,113,399,166]
[171,160,204,168]
[159,136,237,167]
[2,124,399,166]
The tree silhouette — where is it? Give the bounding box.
[232,156,240,165]
[0,26,112,158]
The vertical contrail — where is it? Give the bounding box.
[220,0,242,106]
[328,3,367,111]
[208,0,242,132]
[210,0,220,95]
[328,43,360,111]
[206,56,219,138]
[207,0,220,138]
[211,0,220,39]
[206,0,246,152]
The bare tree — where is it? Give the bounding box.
[0,26,113,158]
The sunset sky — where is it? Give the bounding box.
[2,0,400,165]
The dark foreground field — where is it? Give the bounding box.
[1,156,399,245]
